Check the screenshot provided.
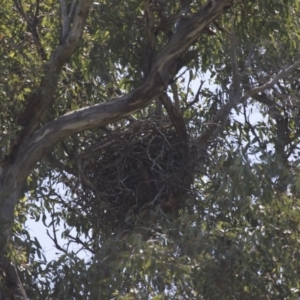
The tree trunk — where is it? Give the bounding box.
[0,173,26,300]
[0,1,236,298]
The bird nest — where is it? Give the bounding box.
[74,118,195,232]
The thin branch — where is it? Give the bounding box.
[14,0,46,60]
[241,44,255,77]
[185,80,204,108]
[243,114,266,151]
[13,0,93,156]
[13,0,30,23]
[34,0,40,19]
[66,0,92,46]
[228,25,241,102]
[9,0,234,187]
[203,60,300,158]
[197,60,300,146]
[242,60,300,101]
[251,93,281,110]
[66,233,95,254]
[45,153,76,177]
[45,153,105,202]
[60,0,70,43]
[159,92,189,147]
[183,70,193,105]
[46,210,69,255]
[171,82,180,111]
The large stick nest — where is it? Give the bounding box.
[75,117,196,231]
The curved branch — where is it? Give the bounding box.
[15,0,93,155]
[197,59,300,146]
[8,0,235,187]
[151,0,233,85]
[242,60,300,100]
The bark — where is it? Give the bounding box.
[2,0,300,297]
[0,0,93,299]
[14,0,93,155]
[0,185,25,300]
[0,1,234,298]
[0,256,27,300]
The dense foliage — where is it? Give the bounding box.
[1,0,300,299]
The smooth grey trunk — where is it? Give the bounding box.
[2,0,300,296]
[0,1,237,298]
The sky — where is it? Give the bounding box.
[25,71,265,263]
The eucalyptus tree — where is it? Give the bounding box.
[1,0,300,299]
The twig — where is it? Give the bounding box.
[66,234,95,254]
[183,70,193,105]
[228,24,241,102]
[59,0,78,43]
[242,60,300,101]
[46,210,68,255]
[198,59,300,146]
[186,80,204,108]
[171,82,180,111]
[14,0,46,60]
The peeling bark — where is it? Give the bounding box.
[14,0,93,156]
[0,1,235,298]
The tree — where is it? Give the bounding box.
[1,0,300,298]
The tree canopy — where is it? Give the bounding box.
[1,0,300,299]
